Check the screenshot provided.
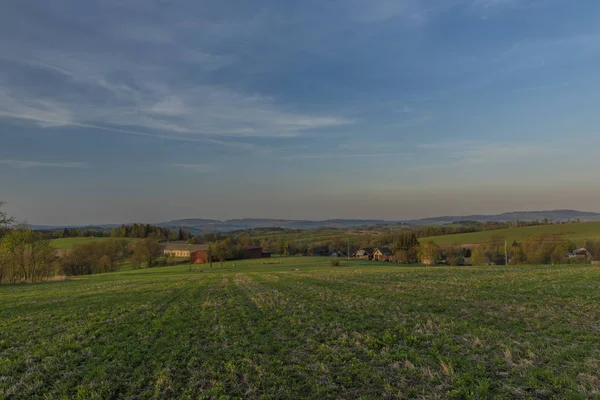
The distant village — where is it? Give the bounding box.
[163,242,597,267]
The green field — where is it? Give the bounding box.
[1,258,599,399]
[424,222,600,247]
[49,237,136,250]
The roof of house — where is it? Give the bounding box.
[376,247,393,255]
[243,246,262,251]
[163,243,208,251]
[573,248,589,254]
[355,247,375,256]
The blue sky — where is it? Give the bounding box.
[2,0,600,224]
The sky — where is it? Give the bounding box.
[1,0,600,225]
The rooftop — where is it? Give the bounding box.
[163,243,208,251]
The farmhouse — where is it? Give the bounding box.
[242,246,264,259]
[353,247,374,260]
[373,247,393,261]
[163,243,208,258]
[569,248,591,261]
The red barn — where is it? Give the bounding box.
[191,250,209,264]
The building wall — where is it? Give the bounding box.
[374,252,391,261]
[164,249,191,257]
[244,248,263,259]
[192,250,209,264]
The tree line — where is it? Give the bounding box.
[471,234,600,265]
[40,224,192,242]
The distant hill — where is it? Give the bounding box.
[406,210,600,226]
[425,221,600,247]
[160,210,600,232]
[158,218,387,233]
[32,210,600,233]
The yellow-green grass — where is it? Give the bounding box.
[1,257,599,398]
[49,237,136,250]
[424,221,600,246]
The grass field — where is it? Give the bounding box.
[424,222,600,247]
[1,258,599,399]
[49,237,137,250]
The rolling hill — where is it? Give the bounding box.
[50,237,136,250]
[424,222,600,246]
[33,210,600,234]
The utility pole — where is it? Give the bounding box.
[505,240,508,266]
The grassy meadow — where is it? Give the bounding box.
[424,222,600,247]
[1,258,599,399]
[49,237,137,250]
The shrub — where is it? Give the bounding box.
[330,259,340,267]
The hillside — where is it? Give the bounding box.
[33,210,600,234]
[409,210,600,226]
[2,259,599,398]
[159,218,388,233]
[160,210,600,232]
[424,222,600,246]
[50,237,135,250]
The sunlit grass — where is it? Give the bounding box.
[1,258,599,398]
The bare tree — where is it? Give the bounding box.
[0,201,15,227]
[1,225,55,283]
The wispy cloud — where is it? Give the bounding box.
[417,140,561,167]
[283,152,407,160]
[347,0,430,24]
[0,8,353,143]
[0,76,352,140]
[0,159,88,169]
[470,0,544,15]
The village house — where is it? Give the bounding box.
[373,247,393,262]
[353,247,374,260]
[163,243,208,258]
[569,248,591,261]
[242,246,264,259]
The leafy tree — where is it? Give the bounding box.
[418,241,441,265]
[60,239,129,275]
[393,250,410,264]
[471,248,489,266]
[393,232,420,263]
[522,234,563,265]
[1,226,55,283]
[551,246,568,265]
[445,245,464,266]
[132,238,161,268]
[584,240,600,261]
[215,240,232,268]
[509,242,526,265]
[207,243,214,268]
